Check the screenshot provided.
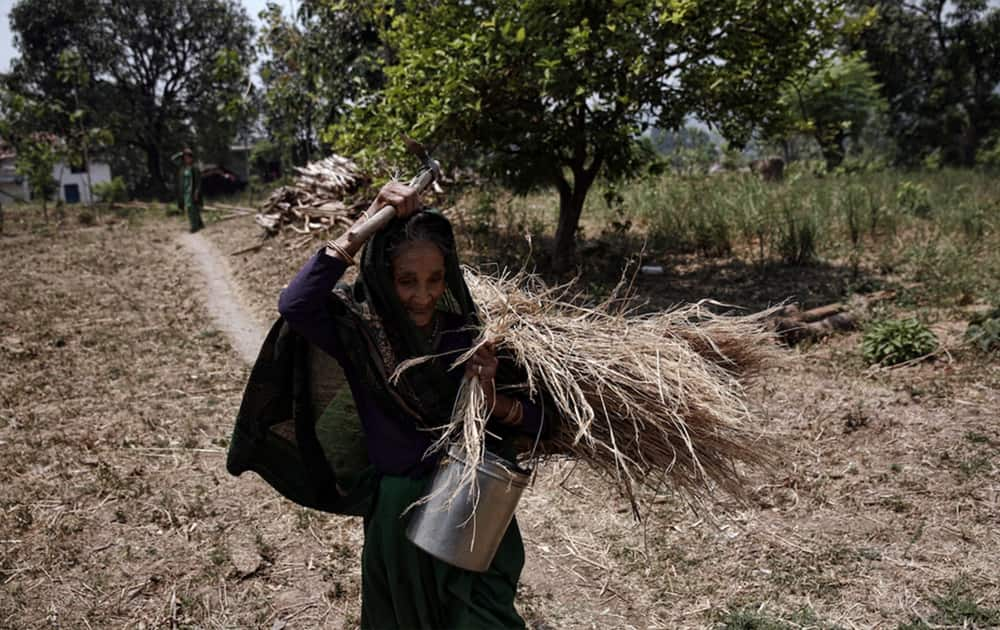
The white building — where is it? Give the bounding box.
[0,142,112,205]
[51,161,113,204]
[0,144,22,203]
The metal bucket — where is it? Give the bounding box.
[405,445,530,572]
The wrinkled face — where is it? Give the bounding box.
[391,240,446,327]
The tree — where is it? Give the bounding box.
[257,1,385,173]
[6,0,255,196]
[0,89,61,218]
[6,1,106,129]
[847,0,1000,166]
[648,125,721,175]
[193,46,258,170]
[764,52,888,169]
[1,49,115,211]
[332,0,842,271]
[55,50,115,203]
[16,135,60,219]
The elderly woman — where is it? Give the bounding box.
[276,181,543,629]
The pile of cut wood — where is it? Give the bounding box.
[254,155,371,244]
[768,290,894,344]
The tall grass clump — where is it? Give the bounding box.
[777,198,819,264]
[493,166,998,306]
[840,184,867,248]
[731,178,772,265]
[575,166,998,306]
[612,176,738,255]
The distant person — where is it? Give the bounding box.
[171,147,204,232]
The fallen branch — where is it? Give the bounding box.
[208,203,256,213]
[230,241,266,256]
[769,290,895,345]
[255,154,371,238]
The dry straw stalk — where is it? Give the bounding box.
[437,268,780,514]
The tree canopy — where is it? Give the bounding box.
[848,0,1000,166]
[256,0,385,175]
[330,0,843,270]
[762,52,887,169]
[5,0,255,196]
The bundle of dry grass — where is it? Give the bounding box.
[255,155,371,239]
[432,269,780,514]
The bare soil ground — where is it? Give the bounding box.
[2,208,998,629]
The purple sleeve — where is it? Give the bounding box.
[277,248,349,361]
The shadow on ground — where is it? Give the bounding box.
[462,230,885,314]
[634,256,883,312]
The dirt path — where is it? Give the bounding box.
[177,231,266,365]
[1,216,362,629]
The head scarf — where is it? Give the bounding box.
[331,211,478,427]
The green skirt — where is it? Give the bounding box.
[361,475,526,630]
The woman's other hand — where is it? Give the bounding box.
[369,181,422,220]
[465,343,523,425]
[465,342,498,409]
[465,342,498,381]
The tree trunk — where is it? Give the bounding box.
[145,144,167,198]
[551,157,602,274]
[82,143,95,211]
[960,118,979,167]
[820,130,846,171]
[552,181,583,274]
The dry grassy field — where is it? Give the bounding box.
[1,205,998,629]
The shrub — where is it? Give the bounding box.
[92,176,128,205]
[957,202,988,240]
[965,307,1000,353]
[896,180,932,217]
[784,159,826,179]
[861,318,938,365]
[976,135,1000,169]
[922,148,943,170]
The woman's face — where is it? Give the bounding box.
[391,240,446,327]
